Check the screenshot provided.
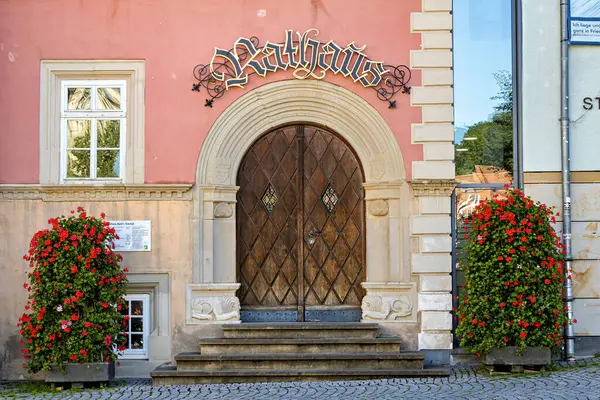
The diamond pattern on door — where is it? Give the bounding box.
[236,125,365,316]
[237,127,298,308]
[303,128,365,308]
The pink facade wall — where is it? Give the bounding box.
[0,0,423,184]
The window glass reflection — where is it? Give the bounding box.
[97,87,121,110]
[454,0,514,184]
[67,88,91,110]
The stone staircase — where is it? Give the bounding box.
[151,322,450,385]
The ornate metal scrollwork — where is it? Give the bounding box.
[375,65,412,109]
[192,31,411,109]
[192,36,261,108]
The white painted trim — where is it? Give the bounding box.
[40,60,145,185]
[120,294,150,359]
[59,79,128,182]
[124,272,172,362]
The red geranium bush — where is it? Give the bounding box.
[455,187,569,357]
[19,207,129,373]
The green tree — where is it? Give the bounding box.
[69,121,120,179]
[455,70,513,176]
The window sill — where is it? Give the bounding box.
[60,180,124,186]
[118,354,148,360]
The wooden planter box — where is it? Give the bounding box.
[485,347,551,373]
[45,362,115,387]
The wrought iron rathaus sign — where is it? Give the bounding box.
[192,29,412,108]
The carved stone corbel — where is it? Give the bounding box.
[186,283,241,324]
[213,202,233,218]
[191,296,240,321]
[368,199,389,216]
[360,282,417,323]
[361,295,413,321]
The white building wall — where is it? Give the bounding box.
[522,0,600,346]
[569,46,600,171]
[522,0,561,172]
[523,0,600,172]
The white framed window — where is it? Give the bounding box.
[60,80,127,182]
[120,294,150,359]
[40,60,145,185]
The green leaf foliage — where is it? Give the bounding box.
[455,70,513,177]
[69,122,120,179]
[18,208,129,373]
[455,187,569,357]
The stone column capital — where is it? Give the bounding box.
[411,180,457,197]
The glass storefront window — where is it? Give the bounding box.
[453,0,515,185]
[452,0,517,342]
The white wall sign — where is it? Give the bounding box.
[570,0,600,44]
[110,220,152,252]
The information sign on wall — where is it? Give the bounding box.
[570,0,600,44]
[110,220,152,252]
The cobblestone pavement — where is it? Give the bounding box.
[1,361,600,399]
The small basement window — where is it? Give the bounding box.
[119,294,150,359]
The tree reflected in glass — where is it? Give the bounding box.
[455,70,513,185]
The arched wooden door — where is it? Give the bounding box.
[236,124,365,322]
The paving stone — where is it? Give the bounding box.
[2,363,600,399]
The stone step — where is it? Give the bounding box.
[222,322,379,339]
[198,337,402,355]
[174,352,424,371]
[151,365,451,385]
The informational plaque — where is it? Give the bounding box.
[109,221,152,252]
[570,0,600,44]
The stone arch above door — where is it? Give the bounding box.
[196,79,406,186]
[189,79,415,328]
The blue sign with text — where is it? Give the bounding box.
[570,0,600,44]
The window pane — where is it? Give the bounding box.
[130,334,143,349]
[130,301,143,316]
[67,120,91,148]
[131,318,143,333]
[97,120,121,148]
[67,150,91,178]
[97,87,121,110]
[454,0,514,184]
[96,150,120,178]
[67,88,91,110]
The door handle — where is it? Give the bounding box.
[307,230,321,245]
